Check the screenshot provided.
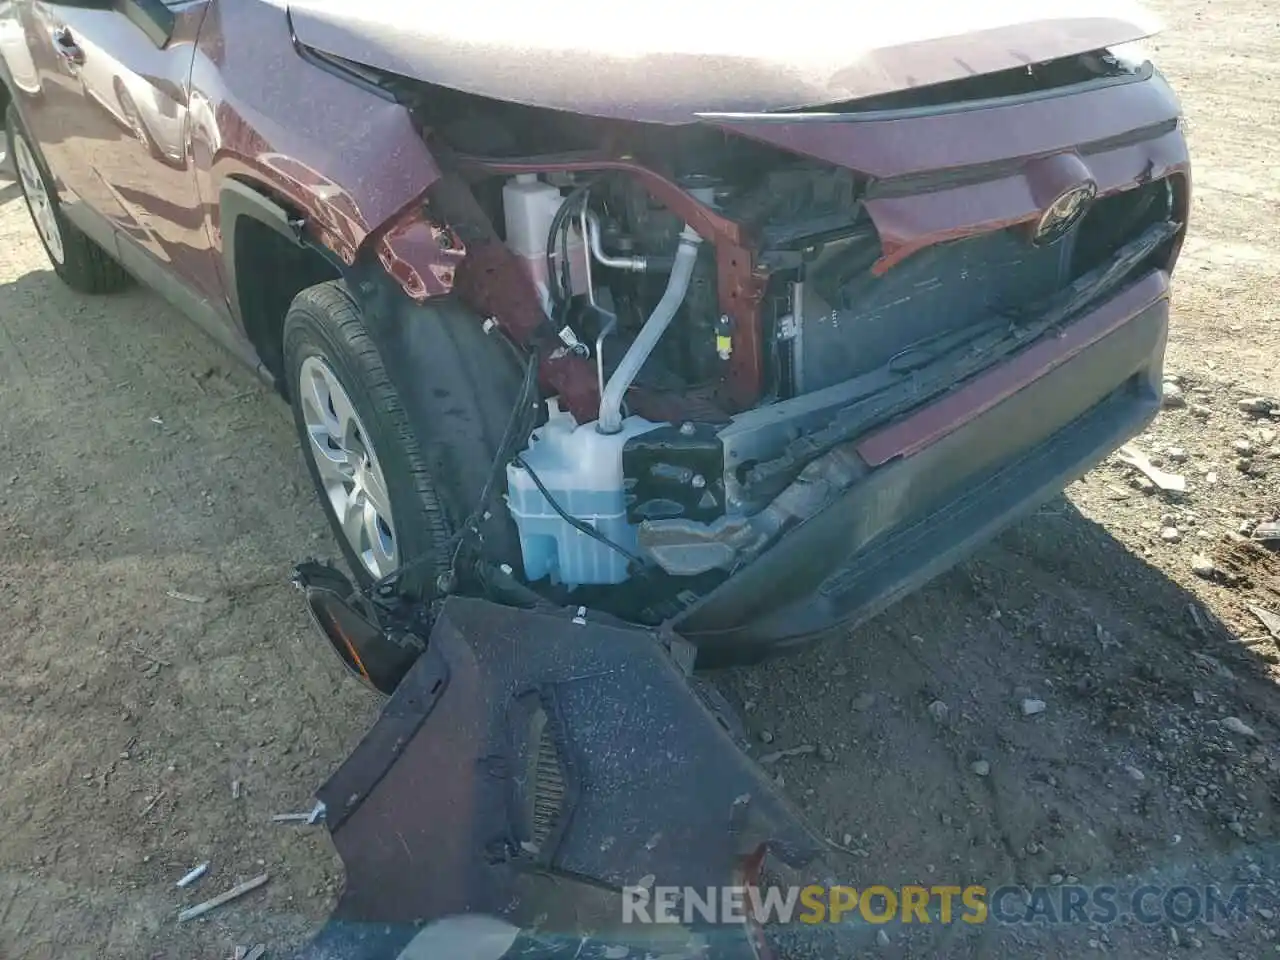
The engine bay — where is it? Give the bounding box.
[478,164,1178,615]
[391,51,1187,622]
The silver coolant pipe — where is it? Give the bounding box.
[596,223,703,434]
[584,210,649,273]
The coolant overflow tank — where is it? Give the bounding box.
[505,402,658,588]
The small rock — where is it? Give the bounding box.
[1259,428,1277,445]
[1133,476,1156,493]
[743,700,757,713]
[876,930,890,947]
[1161,512,1180,525]
[1021,698,1047,717]
[1239,397,1275,415]
[1166,447,1189,462]
[1124,764,1146,782]
[1049,873,1064,885]
[1234,439,1255,456]
[1169,926,1180,947]
[928,700,950,724]
[1193,690,1206,706]
[759,730,774,744]
[1162,382,1186,408]
[1191,554,1217,578]
[842,833,853,846]
[1088,939,1101,949]
[1237,457,1255,474]
[1188,936,1204,949]
[1260,908,1276,921]
[1161,527,1182,542]
[1206,471,1220,484]
[971,760,991,777]
[1222,717,1258,738]
[1190,403,1213,419]
[1208,921,1229,938]
[818,744,836,763]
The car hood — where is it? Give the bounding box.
[288,0,1161,123]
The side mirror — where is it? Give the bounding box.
[122,0,175,48]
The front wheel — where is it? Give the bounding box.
[283,282,523,598]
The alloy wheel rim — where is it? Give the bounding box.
[13,134,64,264]
[298,356,399,578]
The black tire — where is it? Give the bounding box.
[283,280,523,597]
[5,103,131,293]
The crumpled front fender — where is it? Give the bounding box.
[298,597,823,960]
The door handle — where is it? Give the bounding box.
[52,27,85,66]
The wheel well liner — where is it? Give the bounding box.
[220,178,342,394]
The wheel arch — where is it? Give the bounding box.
[220,177,345,396]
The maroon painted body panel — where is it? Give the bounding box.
[287,0,1162,123]
[187,0,443,303]
[703,71,1189,272]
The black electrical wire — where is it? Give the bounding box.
[466,350,540,532]
[364,341,540,601]
[511,454,647,569]
[544,179,598,314]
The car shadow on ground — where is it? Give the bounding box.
[0,180,23,205]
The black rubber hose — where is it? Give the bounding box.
[544,180,597,313]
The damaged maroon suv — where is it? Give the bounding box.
[3,0,1191,956]
[2,0,1188,665]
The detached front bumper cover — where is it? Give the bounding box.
[293,588,823,960]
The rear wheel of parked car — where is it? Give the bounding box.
[5,104,131,293]
[283,281,522,598]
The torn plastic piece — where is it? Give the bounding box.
[298,597,822,959]
[1116,443,1185,492]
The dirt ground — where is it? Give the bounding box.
[2,1,1279,957]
